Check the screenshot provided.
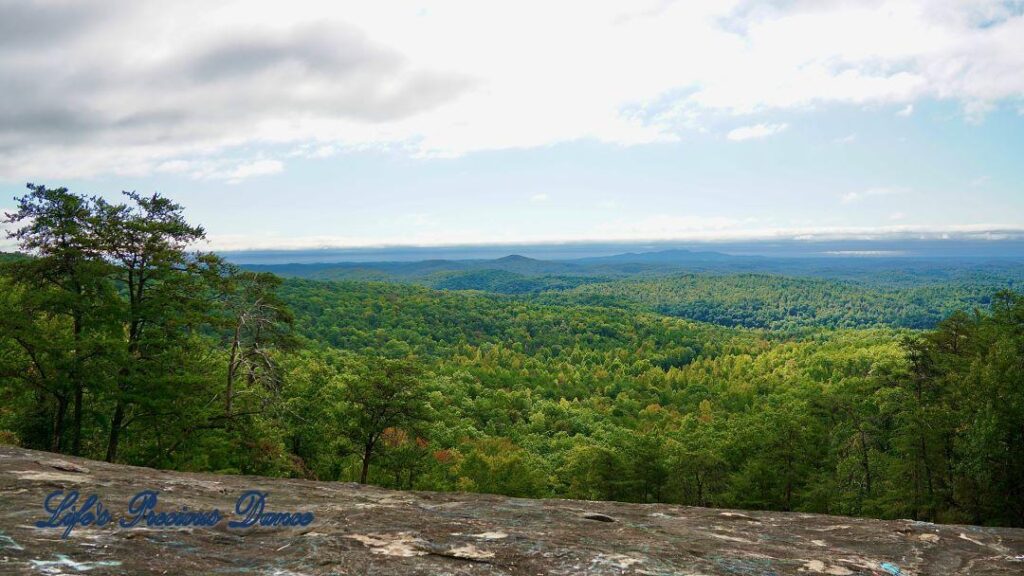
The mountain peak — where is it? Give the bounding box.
[494,254,536,262]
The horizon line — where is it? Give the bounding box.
[208,228,1024,255]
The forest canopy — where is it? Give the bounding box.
[2,184,1022,527]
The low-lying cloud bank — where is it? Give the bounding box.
[201,227,1024,255]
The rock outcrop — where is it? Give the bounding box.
[1,446,1022,575]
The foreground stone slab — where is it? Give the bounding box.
[1,446,1022,575]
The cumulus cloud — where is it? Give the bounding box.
[530,193,550,203]
[897,104,915,116]
[0,1,471,178]
[727,123,788,141]
[1,0,1023,179]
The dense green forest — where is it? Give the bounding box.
[250,254,1022,330]
[551,274,1011,330]
[2,185,1023,527]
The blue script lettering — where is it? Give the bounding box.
[36,489,310,534]
[228,490,314,528]
[35,490,111,539]
[120,490,221,528]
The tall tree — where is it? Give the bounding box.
[221,268,294,417]
[91,191,212,462]
[2,184,116,455]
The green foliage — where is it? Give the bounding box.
[556,273,1009,330]
[3,184,1022,528]
[0,185,290,471]
[428,269,599,294]
[250,255,1022,331]
[335,357,430,484]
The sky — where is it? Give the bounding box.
[1,0,1023,252]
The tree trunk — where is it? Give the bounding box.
[71,310,84,456]
[105,400,125,462]
[784,452,794,511]
[226,323,240,417]
[51,394,68,453]
[360,440,373,484]
[72,384,83,456]
[859,426,872,496]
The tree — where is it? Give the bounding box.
[558,441,624,501]
[727,396,825,512]
[667,415,727,507]
[337,357,428,484]
[897,292,1024,525]
[91,191,214,462]
[455,437,549,498]
[221,268,294,417]
[0,280,75,452]
[2,184,117,455]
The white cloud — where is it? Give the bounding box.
[727,123,788,141]
[223,160,284,184]
[841,186,911,204]
[889,212,906,221]
[155,160,193,174]
[529,193,550,203]
[2,0,1024,179]
[153,157,284,183]
[308,145,338,159]
[833,133,857,144]
[201,223,1024,251]
[0,212,19,251]
[963,100,996,124]
[897,104,915,117]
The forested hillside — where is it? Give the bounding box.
[249,256,1022,330]
[2,185,1022,528]
[275,280,1023,525]
[553,273,1011,330]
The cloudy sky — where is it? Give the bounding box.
[1,0,1023,251]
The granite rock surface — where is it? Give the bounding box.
[1,446,1023,575]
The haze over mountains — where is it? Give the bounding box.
[222,237,1024,265]
[236,244,1024,331]
[237,243,1024,285]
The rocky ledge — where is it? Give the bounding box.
[1,446,1022,575]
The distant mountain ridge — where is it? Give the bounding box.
[240,249,746,279]
[219,237,1024,265]
[574,249,741,264]
[241,248,1024,288]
